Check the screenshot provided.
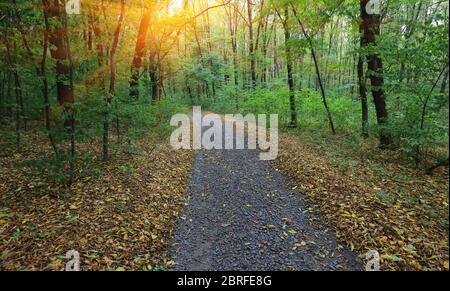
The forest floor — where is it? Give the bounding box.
[170,114,448,271]
[170,115,361,271]
[0,127,194,271]
[0,117,448,271]
[275,130,449,271]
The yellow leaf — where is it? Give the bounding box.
[411,261,423,270]
[80,238,88,246]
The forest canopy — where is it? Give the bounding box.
[0,0,448,171]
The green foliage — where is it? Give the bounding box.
[1,0,448,189]
[19,151,78,186]
[375,190,397,207]
[152,97,191,137]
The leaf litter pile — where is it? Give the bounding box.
[275,133,449,271]
[0,132,194,271]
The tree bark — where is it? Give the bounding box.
[3,36,21,151]
[357,14,369,138]
[280,9,297,128]
[15,0,58,154]
[0,72,4,124]
[130,8,152,99]
[291,7,335,134]
[104,0,125,161]
[149,50,159,102]
[360,0,392,148]
[43,0,74,107]
[247,0,256,87]
[358,55,369,138]
[226,0,240,109]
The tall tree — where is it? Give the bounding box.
[104,0,126,161]
[43,0,76,184]
[278,8,297,128]
[130,7,152,99]
[291,7,336,135]
[226,0,240,108]
[247,0,257,87]
[360,0,392,148]
[357,7,369,138]
[43,0,74,107]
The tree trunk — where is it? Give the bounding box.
[247,0,256,87]
[360,0,392,148]
[226,0,240,109]
[358,55,369,138]
[440,65,449,97]
[104,0,125,161]
[148,48,159,102]
[40,26,58,154]
[4,37,21,151]
[16,0,58,154]
[0,72,4,124]
[281,9,297,128]
[44,0,76,183]
[357,15,369,138]
[44,0,74,107]
[292,7,335,134]
[130,8,151,99]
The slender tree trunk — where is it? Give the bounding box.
[261,15,272,86]
[247,0,256,87]
[358,55,369,138]
[16,0,58,154]
[273,18,278,79]
[6,71,12,117]
[40,28,58,154]
[0,72,4,124]
[292,8,335,134]
[149,51,159,102]
[280,9,297,128]
[4,34,21,152]
[157,54,163,100]
[227,0,240,109]
[440,66,449,97]
[416,62,449,165]
[420,62,449,130]
[104,0,125,161]
[358,16,369,138]
[13,70,21,152]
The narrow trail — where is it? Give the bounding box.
[169,115,362,271]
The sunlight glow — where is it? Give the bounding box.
[169,0,184,15]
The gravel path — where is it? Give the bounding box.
[169,115,362,271]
